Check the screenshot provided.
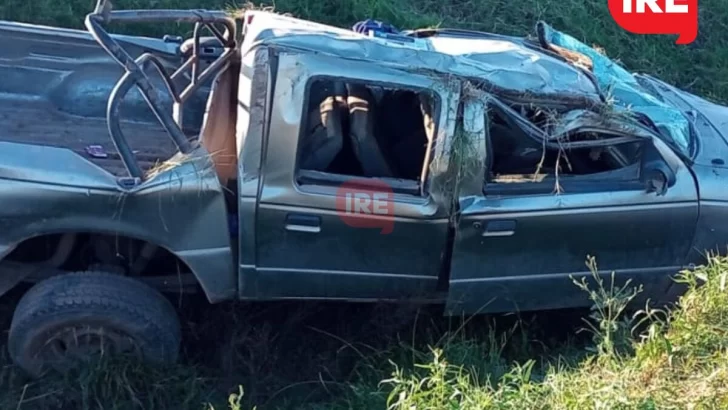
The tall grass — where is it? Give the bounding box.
[7,255,727,409]
[313,256,728,410]
[206,255,728,409]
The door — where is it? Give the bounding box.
[247,52,461,301]
[446,116,699,315]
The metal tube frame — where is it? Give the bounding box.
[85,0,237,180]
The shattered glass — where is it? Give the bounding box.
[538,22,691,155]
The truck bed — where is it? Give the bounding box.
[0,99,178,177]
[0,21,210,178]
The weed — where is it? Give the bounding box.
[332,256,728,410]
[571,255,642,359]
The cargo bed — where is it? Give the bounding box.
[0,99,178,176]
[0,21,210,177]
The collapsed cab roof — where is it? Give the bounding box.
[240,12,693,155]
[240,11,602,108]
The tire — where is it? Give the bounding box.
[8,272,181,377]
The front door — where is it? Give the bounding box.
[248,52,461,301]
[446,119,699,314]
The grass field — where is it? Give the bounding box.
[2,0,728,409]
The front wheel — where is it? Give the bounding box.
[8,272,181,377]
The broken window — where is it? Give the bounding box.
[486,107,644,190]
[296,78,438,194]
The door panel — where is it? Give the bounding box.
[248,52,460,301]
[255,203,449,299]
[446,140,699,315]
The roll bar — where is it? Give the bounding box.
[85,0,237,181]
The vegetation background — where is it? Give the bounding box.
[1,0,728,409]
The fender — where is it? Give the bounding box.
[1,230,235,303]
[0,148,237,303]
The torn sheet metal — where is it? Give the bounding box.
[547,109,659,142]
[485,97,654,151]
[537,21,691,155]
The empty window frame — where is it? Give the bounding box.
[485,107,645,194]
[296,78,439,195]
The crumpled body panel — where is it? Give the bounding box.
[538,22,691,155]
[242,12,601,107]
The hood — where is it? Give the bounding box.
[636,75,728,168]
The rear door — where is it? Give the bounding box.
[247,52,461,301]
[446,105,699,315]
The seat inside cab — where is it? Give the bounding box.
[197,67,439,197]
[297,78,438,192]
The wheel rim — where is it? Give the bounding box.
[38,325,141,370]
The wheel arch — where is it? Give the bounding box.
[1,227,236,303]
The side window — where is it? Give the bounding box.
[295,78,438,195]
[485,108,645,193]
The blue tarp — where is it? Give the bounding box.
[539,22,691,154]
[351,19,400,35]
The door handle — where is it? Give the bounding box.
[285,214,321,233]
[481,220,516,237]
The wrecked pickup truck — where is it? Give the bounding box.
[0,0,725,375]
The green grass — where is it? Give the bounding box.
[370,255,728,410]
[4,255,727,409]
[3,1,728,409]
